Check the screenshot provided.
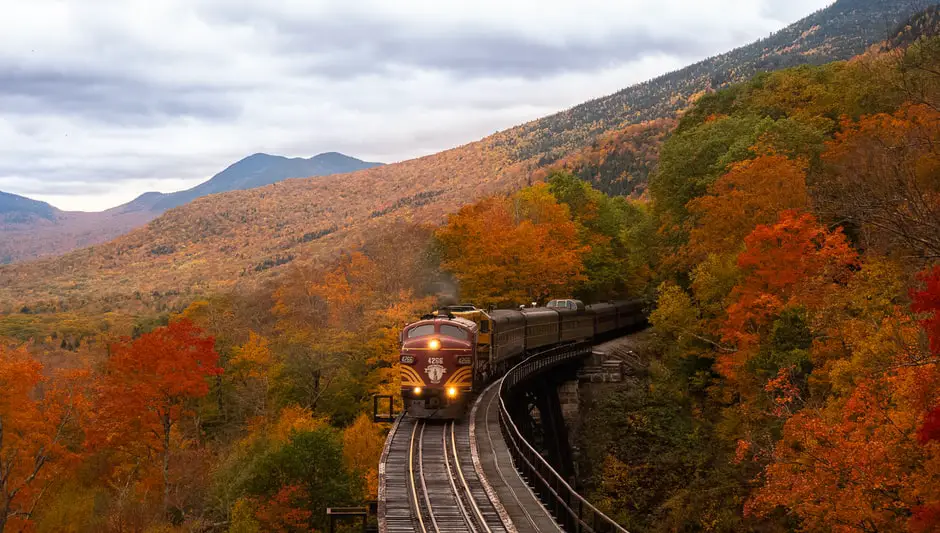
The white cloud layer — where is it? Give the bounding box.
[0,0,833,211]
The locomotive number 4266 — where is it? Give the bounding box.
[428,357,444,365]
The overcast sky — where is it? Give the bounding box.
[0,0,833,212]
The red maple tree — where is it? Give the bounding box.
[912,265,940,357]
[90,319,221,513]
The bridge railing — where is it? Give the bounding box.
[498,343,630,533]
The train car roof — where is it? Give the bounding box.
[487,309,525,321]
[408,315,478,331]
[520,307,559,318]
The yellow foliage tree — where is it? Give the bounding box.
[342,414,385,499]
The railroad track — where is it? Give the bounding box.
[382,416,508,533]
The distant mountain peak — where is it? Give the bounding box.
[110,191,166,214]
[312,151,349,158]
[144,151,382,212]
[309,151,382,166]
[0,191,58,222]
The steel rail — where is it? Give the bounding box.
[409,420,430,533]
[449,421,492,533]
[441,421,478,532]
[416,422,443,532]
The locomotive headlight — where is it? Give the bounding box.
[428,338,441,350]
[413,387,422,395]
[446,387,458,399]
[400,354,415,364]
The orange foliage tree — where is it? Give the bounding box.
[252,484,313,533]
[89,319,221,515]
[816,104,940,258]
[436,184,588,307]
[743,265,940,531]
[685,154,809,264]
[0,347,87,533]
[269,231,437,417]
[719,210,858,378]
[748,290,940,532]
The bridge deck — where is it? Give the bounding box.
[471,382,563,533]
[379,406,518,533]
[379,383,563,533]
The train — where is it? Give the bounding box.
[399,299,645,419]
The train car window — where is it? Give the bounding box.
[407,324,435,338]
[439,325,468,340]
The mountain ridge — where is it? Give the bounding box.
[0,152,381,264]
[145,152,382,212]
[0,191,58,223]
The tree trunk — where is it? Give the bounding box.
[216,374,224,421]
[162,412,172,515]
[0,499,8,533]
[0,413,7,533]
[311,369,321,409]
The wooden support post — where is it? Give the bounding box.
[373,395,396,423]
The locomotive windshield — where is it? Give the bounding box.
[439,324,468,340]
[407,324,435,338]
[405,322,470,340]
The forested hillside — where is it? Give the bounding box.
[887,4,940,48]
[497,0,926,165]
[531,119,676,197]
[0,197,155,267]
[583,34,940,532]
[0,28,937,532]
[0,143,521,313]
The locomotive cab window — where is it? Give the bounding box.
[407,324,435,338]
[439,325,468,340]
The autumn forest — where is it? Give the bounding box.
[2,7,940,533]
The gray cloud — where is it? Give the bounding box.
[1,69,239,126]
[243,14,705,79]
[0,0,832,211]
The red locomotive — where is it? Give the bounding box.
[399,314,478,419]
